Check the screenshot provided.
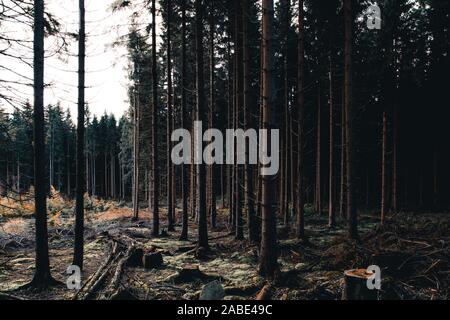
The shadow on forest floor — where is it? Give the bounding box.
[0,200,448,300]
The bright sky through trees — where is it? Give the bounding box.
[0,0,141,118]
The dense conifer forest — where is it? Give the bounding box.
[0,0,449,301]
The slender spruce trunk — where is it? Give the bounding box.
[259,0,278,279]
[328,58,335,228]
[167,0,175,232]
[74,0,86,270]
[315,85,322,215]
[392,105,398,212]
[151,0,160,237]
[209,0,217,229]
[339,86,347,220]
[243,0,257,242]
[344,0,358,239]
[281,0,290,229]
[195,0,209,250]
[179,0,189,241]
[381,110,388,225]
[296,0,306,240]
[132,91,140,220]
[234,0,244,240]
[32,0,54,288]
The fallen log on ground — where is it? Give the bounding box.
[0,292,26,300]
[74,239,144,300]
[143,251,163,269]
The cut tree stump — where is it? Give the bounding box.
[126,248,144,268]
[167,265,213,284]
[342,269,379,300]
[177,265,205,282]
[143,252,163,269]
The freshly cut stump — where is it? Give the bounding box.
[167,265,211,284]
[143,252,163,269]
[126,248,144,268]
[177,265,205,282]
[342,269,379,300]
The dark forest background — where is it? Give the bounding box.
[1,0,449,212]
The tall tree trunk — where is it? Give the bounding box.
[112,154,115,199]
[190,134,196,219]
[121,163,125,200]
[243,0,257,243]
[68,138,72,197]
[166,0,175,232]
[104,154,107,198]
[339,87,347,220]
[179,0,189,241]
[289,93,297,225]
[50,123,54,189]
[151,0,160,237]
[209,0,217,229]
[31,0,54,289]
[171,115,176,224]
[221,163,226,209]
[315,85,322,215]
[231,5,237,230]
[230,52,236,227]
[392,105,398,213]
[256,34,264,221]
[227,40,233,217]
[145,169,148,203]
[73,0,86,270]
[195,0,208,250]
[84,136,87,197]
[296,0,305,240]
[328,59,335,228]
[133,92,140,220]
[381,110,388,225]
[6,156,9,194]
[16,156,20,192]
[281,0,290,229]
[234,0,244,240]
[344,0,358,240]
[282,107,289,225]
[259,0,278,279]
[93,144,96,197]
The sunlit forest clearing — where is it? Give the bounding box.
[0,0,449,301]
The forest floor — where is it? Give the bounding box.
[0,194,449,300]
